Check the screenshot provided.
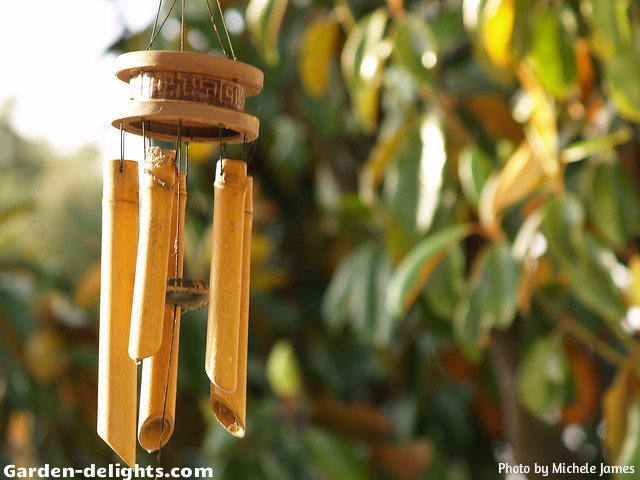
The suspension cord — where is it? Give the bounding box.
[147,0,179,50]
[156,119,183,471]
[180,0,185,52]
[215,0,236,60]
[203,0,229,58]
[150,0,164,44]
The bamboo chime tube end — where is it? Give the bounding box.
[138,173,187,452]
[210,176,253,437]
[129,147,178,363]
[206,160,247,392]
[97,159,139,468]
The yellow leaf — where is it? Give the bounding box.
[299,16,340,98]
[517,63,560,178]
[492,141,543,213]
[481,0,515,70]
[360,122,414,204]
[73,262,101,309]
[628,255,640,306]
[478,141,544,236]
[266,340,303,398]
[602,365,637,461]
[25,329,67,384]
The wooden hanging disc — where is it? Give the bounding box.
[113,100,260,143]
[113,51,263,144]
[115,51,263,96]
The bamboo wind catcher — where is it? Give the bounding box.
[210,176,253,437]
[138,173,186,452]
[206,159,247,393]
[98,5,263,461]
[98,159,139,468]
[129,147,177,363]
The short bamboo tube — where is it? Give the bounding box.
[210,176,253,437]
[97,159,139,468]
[205,159,247,392]
[138,173,186,452]
[129,147,177,362]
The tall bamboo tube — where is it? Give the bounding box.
[97,159,139,468]
[210,176,253,437]
[138,173,187,452]
[205,159,247,392]
[129,147,177,362]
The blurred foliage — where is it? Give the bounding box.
[1,0,640,479]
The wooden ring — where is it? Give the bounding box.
[113,51,263,143]
[112,100,260,144]
[115,50,263,97]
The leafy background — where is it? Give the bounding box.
[1,0,639,479]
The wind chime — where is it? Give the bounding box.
[97,0,263,468]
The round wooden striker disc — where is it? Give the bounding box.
[113,100,260,143]
[113,51,263,144]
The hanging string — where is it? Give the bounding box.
[185,142,190,178]
[156,119,183,469]
[150,0,164,45]
[142,119,147,163]
[203,0,228,58]
[215,0,236,60]
[147,0,179,50]
[119,122,124,172]
[180,0,185,52]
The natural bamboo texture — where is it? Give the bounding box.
[129,147,177,362]
[138,173,186,452]
[206,159,247,392]
[211,176,253,437]
[97,159,139,468]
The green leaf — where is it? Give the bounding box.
[518,336,570,415]
[391,14,439,85]
[542,194,627,322]
[561,128,633,163]
[452,287,492,362]
[266,340,303,398]
[530,6,578,99]
[304,428,374,480]
[421,246,466,319]
[386,224,471,318]
[341,9,389,133]
[453,241,521,360]
[322,247,367,331]
[605,49,640,123]
[541,194,585,265]
[383,114,447,236]
[348,243,394,345]
[473,241,521,328]
[246,0,290,65]
[591,162,640,248]
[583,0,633,60]
[323,243,394,346]
[458,145,493,210]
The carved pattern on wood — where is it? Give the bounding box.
[130,71,246,111]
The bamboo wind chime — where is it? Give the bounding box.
[97,0,263,467]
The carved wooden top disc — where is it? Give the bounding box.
[112,51,263,144]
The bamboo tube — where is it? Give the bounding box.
[138,173,186,452]
[129,147,177,362]
[97,159,139,468]
[205,160,247,392]
[210,176,253,437]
